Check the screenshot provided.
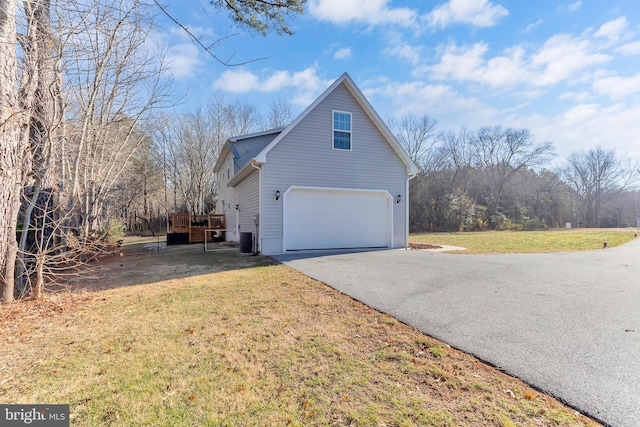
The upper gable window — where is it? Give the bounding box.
[333,111,352,150]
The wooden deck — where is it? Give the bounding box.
[169,213,225,244]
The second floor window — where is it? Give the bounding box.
[333,111,351,150]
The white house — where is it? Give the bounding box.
[214,72,419,255]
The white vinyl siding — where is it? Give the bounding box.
[235,170,260,239]
[216,153,234,241]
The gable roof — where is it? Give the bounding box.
[254,72,419,174]
[230,127,285,170]
[228,126,287,144]
[213,127,285,173]
[220,72,420,188]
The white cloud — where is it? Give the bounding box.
[593,73,640,99]
[212,66,333,107]
[558,1,582,13]
[289,67,334,106]
[530,34,611,86]
[558,91,592,102]
[367,76,640,162]
[428,42,529,87]
[518,102,640,161]
[263,71,291,91]
[365,80,498,126]
[525,19,543,33]
[426,28,617,90]
[429,42,489,79]
[168,26,216,41]
[561,103,601,127]
[308,0,416,27]
[213,69,261,92]
[594,17,629,46]
[382,43,423,65]
[158,26,217,79]
[425,0,508,28]
[616,41,640,55]
[333,47,352,60]
[166,43,201,79]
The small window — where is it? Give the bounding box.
[333,111,351,150]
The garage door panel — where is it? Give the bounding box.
[285,188,390,251]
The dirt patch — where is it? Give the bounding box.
[69,239,275,292]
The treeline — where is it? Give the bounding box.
[389,117,640,232]
[0,1,172,301]
[152,95,294,220]
[0,0,304,302]
[1,2,637,304]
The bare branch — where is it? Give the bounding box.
[152,0,268,66]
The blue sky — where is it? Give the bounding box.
[158,0,640,163]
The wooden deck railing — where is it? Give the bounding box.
[170,213,226,244]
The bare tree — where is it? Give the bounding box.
[226,98,262,136]
[409,126,556,232]
[267,97,294,128]
[2,0,307,303]
[12,0,171,299]
[438,128,475,193]
[160,102,230,215]
[388,114,439,168]
[100,127,167,234]
[470,126,554,228]
[16,188,118,300]
[58,0,172,236]
[513,169,566,227]
[563,147,639,227]
[15,0,65,294]
[153,0,305,65]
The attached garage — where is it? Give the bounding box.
[214,73,419,255]
[283,187,392,251]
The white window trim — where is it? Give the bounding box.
[332,110,352,151]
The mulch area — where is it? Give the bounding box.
[408,242,443,250]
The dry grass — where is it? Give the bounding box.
[410,228,637,253]
[0,242,600,426]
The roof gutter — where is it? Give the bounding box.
[227,158,263,187]
[250,160,262,254]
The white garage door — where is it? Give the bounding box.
[284,187,391,251]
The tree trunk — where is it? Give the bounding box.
[16,184,41,293]
[0,0,24,303]
[33,255,44,300]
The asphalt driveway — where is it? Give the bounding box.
[274,240,640,427]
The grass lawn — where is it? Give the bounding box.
[411,228,637,253]
[0,240,600,426]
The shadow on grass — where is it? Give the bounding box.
[70,240,278,292]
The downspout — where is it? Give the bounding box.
[405,173,417,248]
[250,160,262,253]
